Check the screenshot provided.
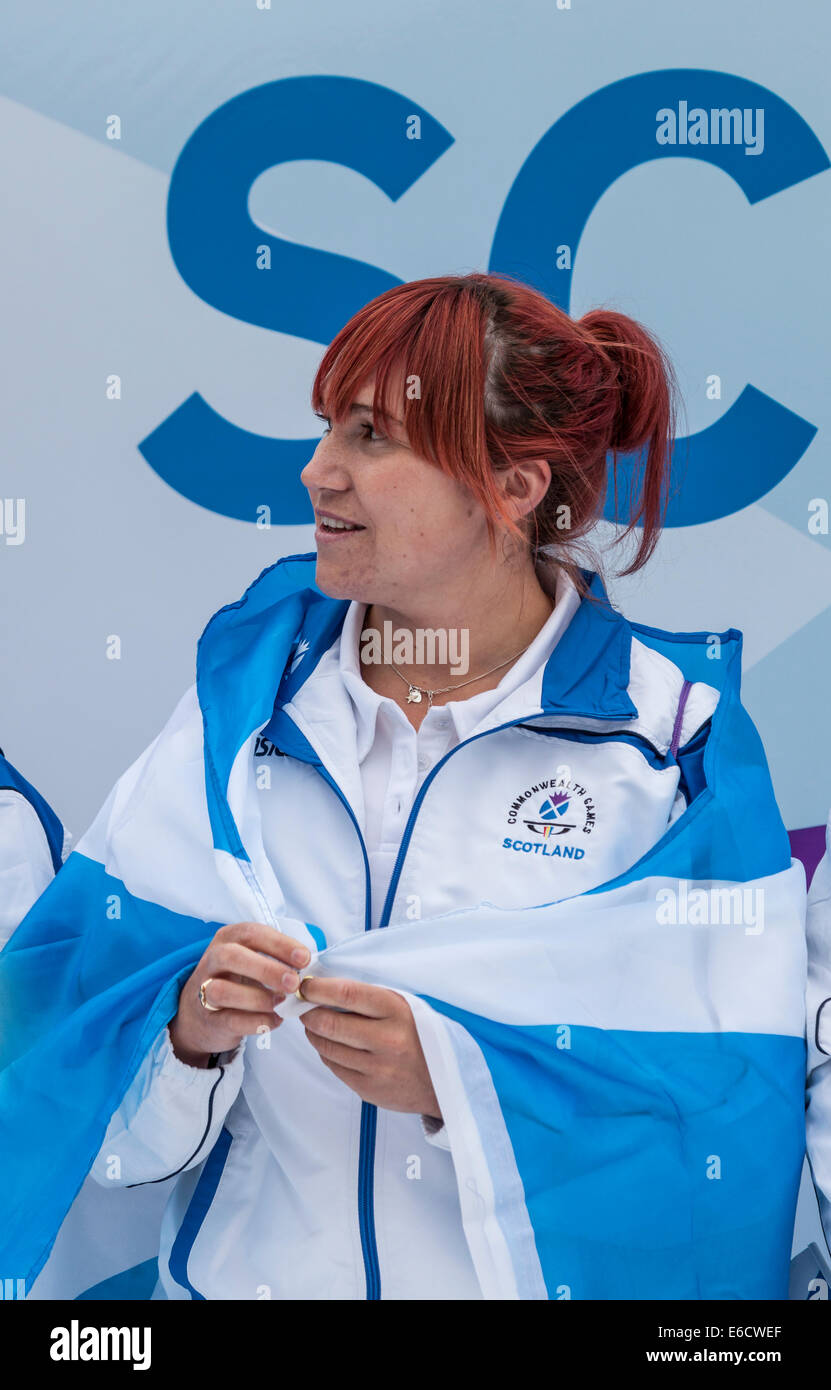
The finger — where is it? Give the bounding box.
[298,976,394,1017]
[208,940,305,994]
[214,922,312,970]
[318,1055,369,1090]
[304,1029,373,1074]
[197,976,284,1015]
[207,1009,282,1040]
[302,1005,394,1054]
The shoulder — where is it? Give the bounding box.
[0,751,66,872]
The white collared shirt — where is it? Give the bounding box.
[338,571,582,931]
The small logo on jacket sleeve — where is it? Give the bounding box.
[289,637,310,673]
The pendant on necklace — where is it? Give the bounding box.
[406,686,422,704]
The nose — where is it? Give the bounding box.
[300,432,350,496]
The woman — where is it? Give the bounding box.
[1,273,808,1301]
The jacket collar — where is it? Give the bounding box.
[196,554,637,853]
[196,553,347,855]
[537,571,638,721]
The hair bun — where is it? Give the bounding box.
[579,308,675,455]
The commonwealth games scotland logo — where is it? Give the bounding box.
[502,772,597,859]
[522,792,574,837]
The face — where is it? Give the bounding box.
[300,372,494,614]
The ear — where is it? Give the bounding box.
[498,458,551,519]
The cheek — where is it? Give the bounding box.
[379,481,478,544]
[365,483,422,545]
[398,500,485,561]
[357,454,490,566]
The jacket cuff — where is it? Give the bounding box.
[158,1025,243,1081]
[91,1024,245,1187]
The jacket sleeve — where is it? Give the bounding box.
[89,1023,245,1188]
[0,788,55,950]
[0,749,68,949]
[805,819,831,1250]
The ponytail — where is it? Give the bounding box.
[578,308,679,573]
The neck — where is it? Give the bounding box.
[359,557,558,716]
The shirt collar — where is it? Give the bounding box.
[338,602,384,763]
[338,567,586,761]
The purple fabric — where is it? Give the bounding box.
[789,825,828,889]
[669,680,693,758]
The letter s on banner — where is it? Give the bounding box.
[139,76,453,523]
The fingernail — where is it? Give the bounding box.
[282,970,299,991]
[291,948,310,966]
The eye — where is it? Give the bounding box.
[315,411,386,443]
[359,422,386,444]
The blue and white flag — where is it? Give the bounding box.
[0,555,808,1300]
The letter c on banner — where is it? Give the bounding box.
[489,68,828,525]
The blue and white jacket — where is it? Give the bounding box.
[0,555,810,1300]
[0,751,66,949]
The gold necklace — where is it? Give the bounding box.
[387,640,534,708]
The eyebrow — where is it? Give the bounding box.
[350,402,403,427]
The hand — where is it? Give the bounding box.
[169,922,311,1067]
[299,977,442,1120]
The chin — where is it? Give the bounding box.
[314,556,392,608]
[313,556,361,601]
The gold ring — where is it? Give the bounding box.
[199,978,222,1012]
[295,975,314,1002]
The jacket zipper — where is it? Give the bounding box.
[369,711,639,1295]
[310,765,380,1301]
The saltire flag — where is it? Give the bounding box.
[0,556,809,1299]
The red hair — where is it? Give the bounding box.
[311,272,679,582]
